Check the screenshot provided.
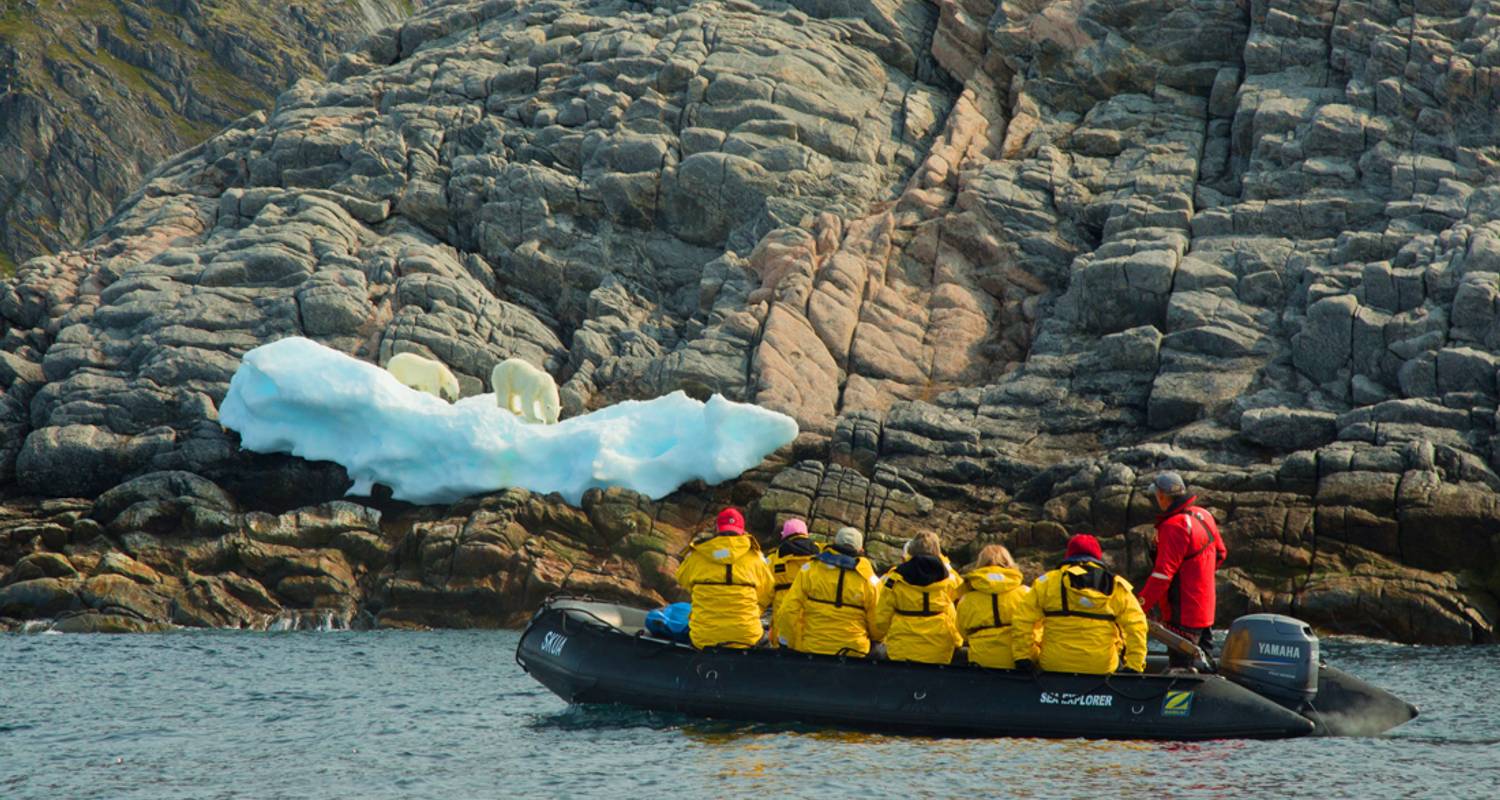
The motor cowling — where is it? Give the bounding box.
[1220,614,1319,708]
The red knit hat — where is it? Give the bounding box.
[715,508,746,535]
[1065,533,1103,560]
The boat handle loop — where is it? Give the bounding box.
[913,690,927,701]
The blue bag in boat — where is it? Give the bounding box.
[645,602,692,643]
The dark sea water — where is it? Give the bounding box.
[2,629,1495,800]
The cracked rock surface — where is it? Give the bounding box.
[3,0,1500,642]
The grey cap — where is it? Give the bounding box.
[835,526,864,552]
[1154,471,1187,496]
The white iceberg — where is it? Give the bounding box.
[219,337,799,505]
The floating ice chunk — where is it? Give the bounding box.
[219,337,799,505]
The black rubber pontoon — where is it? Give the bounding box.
[515,598,1416,740]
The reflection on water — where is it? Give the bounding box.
[0,630,1495,800]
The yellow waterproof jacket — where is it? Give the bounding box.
[1013,559,1147,674]
[874,556,962,664]
[776,550,881,656]
[767,535,822,645]
[675,534,774,648]
[956,566,1035,669]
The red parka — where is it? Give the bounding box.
[1138,497,1226,629]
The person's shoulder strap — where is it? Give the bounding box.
[1191,507,1217,534]
[1182,507,1219,560]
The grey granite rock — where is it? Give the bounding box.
[1241,407,1338,452]
[3,0,1500,642]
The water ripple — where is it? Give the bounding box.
[0,631,1493,799]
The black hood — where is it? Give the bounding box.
[894,555,948,586]
[777,535,820,557]
[1064,559,1116,593]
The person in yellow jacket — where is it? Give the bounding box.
[874,531,962,664]
[956,544,1036,669]
[776,526,881,656]
[1012,534,1148,674]
[674,508,774,649]
[767,517,821,646]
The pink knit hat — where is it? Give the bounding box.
[780,518,809,539]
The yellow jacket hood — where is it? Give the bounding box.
[691,534,754,564]
[962,566,1024,594]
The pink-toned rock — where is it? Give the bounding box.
[754,303,842,434]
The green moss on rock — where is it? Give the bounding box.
[616,531,672,560]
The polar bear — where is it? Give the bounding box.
[385,352,461,402]
[490,357,560,424]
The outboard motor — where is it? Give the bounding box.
[1220,614,1319,708]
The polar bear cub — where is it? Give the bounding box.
[490,357,560,424]
[385,352,461,402]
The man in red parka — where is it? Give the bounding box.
[1138,472,1227,668]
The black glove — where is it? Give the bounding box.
[1014,659,1034,673]
[1120,666,1143,674]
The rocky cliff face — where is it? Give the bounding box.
[0,0,422,274]
[2,0,1498,642]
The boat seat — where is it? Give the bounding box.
[553,599,649,634]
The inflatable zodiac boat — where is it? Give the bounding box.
[515,598,1417,740]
